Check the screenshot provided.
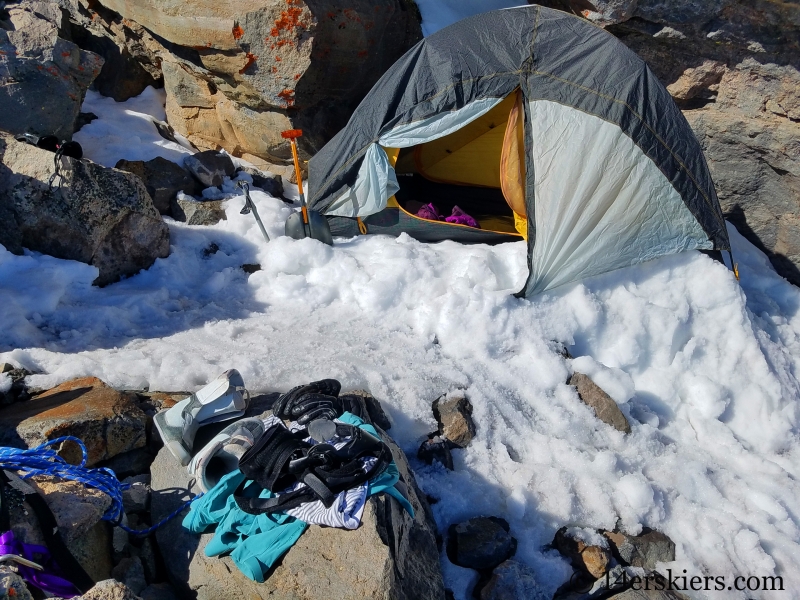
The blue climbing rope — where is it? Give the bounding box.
[0,436,202,536]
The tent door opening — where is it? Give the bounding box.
[384,89,527,238]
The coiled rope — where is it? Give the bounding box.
[0,436,202,536]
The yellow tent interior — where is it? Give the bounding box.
[382,90,528,238]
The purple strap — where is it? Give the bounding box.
[0,530,80,598]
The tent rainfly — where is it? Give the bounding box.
[307,5,733,296]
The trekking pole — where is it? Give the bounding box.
[236,181,270,243]
[281,129,310,238]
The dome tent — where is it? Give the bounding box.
[307,5,732,296]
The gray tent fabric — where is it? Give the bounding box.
[307,5,731,297]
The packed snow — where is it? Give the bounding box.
[3,7,800,597]
[74,87,194,168]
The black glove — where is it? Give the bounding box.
[284,392,342,425]
[273,379,342,424]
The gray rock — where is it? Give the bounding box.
[552,527,612,579]
[150,426,444,599]
[0,565,34,600]
[112,556,147,595]
[140,583,178,600]
[446,517,517,571]
[569,373,631,434]
[64,0,162,102]
[432,391,476,448]
[478,559,546,600]
[183,150,235,188]
[604,529,676,571]
[171,195,227,226]
[237,166,284,198]
[0,376,148,466]
[74,111,100,133]
[686,105,800,286]
[116,157,199,215]
[0,367,33,405]
[339,389,392,430]
[122,475,151,514]
[101,447,157,479]
[113,515,130,561]
[0,133,169,286]
[0,3,103,140]
[8,475,113,582]
[418,435,454,470]
[79,578,143,600]
[129,535,158,585]
[95,0,422,161]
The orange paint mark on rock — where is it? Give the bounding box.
[275,55,282,61]
[277,88,295,107]
[270,6,307,38]
[294,73,301,80]
[239,52,257,74]
[232,24,244,39]
[61,51,71,57]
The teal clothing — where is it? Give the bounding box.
[183,412,413,581]
[183,469,307,581]
[338,412,414,518]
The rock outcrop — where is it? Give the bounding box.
[0,376,148,466]
[8,475,114,582]
[543,0,800,285]
[87,0,422,162]
[150,421,445,599]
[0,1,103,140]
[0,133,170,285]
[63,0,164,102]
[115,157,200,215]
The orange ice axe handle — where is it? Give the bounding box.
[282,129,309,234]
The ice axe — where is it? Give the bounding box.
[237,181,270,244]
[281,129,333,245]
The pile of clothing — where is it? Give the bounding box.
[154,371,412,582]
[416,203,480,228]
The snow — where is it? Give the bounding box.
[0,373,11,394]
[3,19,800,597]
[74,87,194,168]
